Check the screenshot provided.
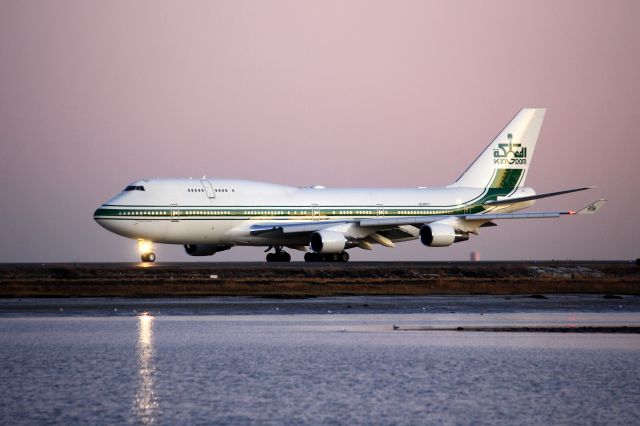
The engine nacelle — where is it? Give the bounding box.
[184,244,232,256]
[310,230,347,253]
[420,224,469,247]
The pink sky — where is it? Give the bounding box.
[1,0,638,261]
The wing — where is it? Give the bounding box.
[243,199,606,248]
[249,220,350,237]
[359,199,607,227]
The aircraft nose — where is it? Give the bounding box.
[94,204,109,225]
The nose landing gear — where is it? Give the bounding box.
[265,246,291,262]
[138,240,156,263]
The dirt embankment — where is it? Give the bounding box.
[0,262,638,297]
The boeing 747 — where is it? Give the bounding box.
[94,108,605,262]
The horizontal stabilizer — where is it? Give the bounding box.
[575,199,607,215]
[484,187,594,206]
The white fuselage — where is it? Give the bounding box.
[94,178,533,247]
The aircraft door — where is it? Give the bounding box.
[311,204,320,221]
[376,204,385,218]
[201,180,216,198]
[170,204,180,222]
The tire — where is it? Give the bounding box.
[304,252,318,262]
[268,252,290,262]
[339,251,349,262]
[147,252,156,262]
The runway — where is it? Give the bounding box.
[4,260,635,268]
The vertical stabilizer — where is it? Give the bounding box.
[449,108,546,190]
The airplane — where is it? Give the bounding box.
[94,108,606,263]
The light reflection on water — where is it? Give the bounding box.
[1,296,639,425]
[133,313,160,424]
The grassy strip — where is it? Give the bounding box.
[1,263,638,297]
[1,277,639,297]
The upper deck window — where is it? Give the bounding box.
[124,185,145,191]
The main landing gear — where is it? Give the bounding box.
[265,246,291,262]
[304,251,350,262]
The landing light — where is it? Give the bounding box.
[138,240,153,254]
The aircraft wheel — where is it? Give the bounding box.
[304,252,320,262]
[339,251,349,262]
[141,252,156,263]
[267,252,291,262]
[322,253,339,262]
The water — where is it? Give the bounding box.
[1,296,640,425]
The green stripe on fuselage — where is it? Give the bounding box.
[94,170,527,220]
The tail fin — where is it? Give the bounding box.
[449,108,546,190]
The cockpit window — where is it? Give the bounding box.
[123,185,145,191]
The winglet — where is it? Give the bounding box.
[576,199,607,215]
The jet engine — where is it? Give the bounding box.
[420,224,469,247]
[310,230,347,253]
[184,244,232,256]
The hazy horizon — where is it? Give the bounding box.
[1,1,638,262]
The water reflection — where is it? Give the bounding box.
[133,313,159,424]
